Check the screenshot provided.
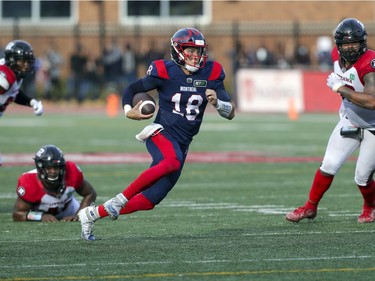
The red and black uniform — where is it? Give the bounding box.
[16,161,84,219]
[0,61,33,117]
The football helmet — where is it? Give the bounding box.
[170,27,208,72]
[4,40,35,78]
[34,145,66,195]
[334,18,367,63]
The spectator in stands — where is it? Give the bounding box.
[294,43,311,67]
[143,40,166,67]
[122,42,137,89]
[316,36,333,71]
[101,39,123,90]
[254,44,275,67]
[45,42,64,100]
[230,40,250,73]
[66,44,88,103]
[84,52,101,100]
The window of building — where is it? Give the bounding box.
[2,1,31,19]
[121,0,211,25]
[1,0,72,22]
[40,1,71,18]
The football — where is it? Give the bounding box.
[132,92,156,115]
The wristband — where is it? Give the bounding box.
[27,211,43,221]
[216,99,233,118]
[123,104,132,116]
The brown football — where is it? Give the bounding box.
[132,92,156,115]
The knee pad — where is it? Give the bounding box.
[354,174,371,186]
[320,160,340,176]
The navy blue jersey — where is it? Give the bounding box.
[122,59,232,146]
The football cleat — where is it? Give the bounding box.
[78,204,100,241]
[285,206,317,222]
[358,206,375,223]
[103,193,127,220]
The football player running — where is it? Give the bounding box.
[0,40,44,166]
[13,145,97,222]
[286,18,375,223]
[78,27,236,241]
[0,40,43,117]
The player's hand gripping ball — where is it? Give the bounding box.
[132,92,156,115]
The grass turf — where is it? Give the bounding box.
[1,110,373,281]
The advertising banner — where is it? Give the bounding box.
[236,69,341,113]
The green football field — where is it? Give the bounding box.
[1,108,374,281]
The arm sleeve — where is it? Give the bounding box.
[14,89,32,106]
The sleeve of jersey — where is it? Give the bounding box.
[208,61,231,101]
[16,175,39,204]
[0,65,16,94]
[356,51,375,82]
[66,161,84,189]
[208,61,225,81]
[121,61,165,107]
[14,89,32,106]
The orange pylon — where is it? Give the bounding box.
[106,93,119,117]
[288,97,299,121]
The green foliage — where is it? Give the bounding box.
[1,112,372,281]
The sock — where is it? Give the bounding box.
[306,168,334,209]
[96,193,128,218]
[97,193,154,217]
[97,205,108,218]
[358,181,375,207]
[120,193,155,214]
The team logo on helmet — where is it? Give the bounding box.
[5,42,15,51]
[35,147,46,158]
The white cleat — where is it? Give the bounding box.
[103,193,128,220]
[78,204,99,241]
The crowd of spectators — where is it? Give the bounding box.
[230,36,333,75]
[17,39,168,103]
[0,37,332,103]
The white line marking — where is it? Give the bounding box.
[0,255,372,269]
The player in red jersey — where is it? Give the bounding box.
[286,18,375,223]
[13,145,97,222]
[0,40,43,117]
[78,27,236,241]
[0,40,44,166]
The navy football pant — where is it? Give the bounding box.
[123,130,188,205]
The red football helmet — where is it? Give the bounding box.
[170,28,208,72]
